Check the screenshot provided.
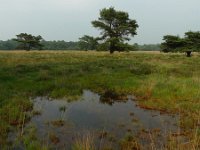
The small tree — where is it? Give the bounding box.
[13,33,43,51]
[78,35,98,50]
[92,7,139,54]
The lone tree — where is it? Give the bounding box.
[13,33,43,51]
[92,7,139,54]
[161,31,200,57]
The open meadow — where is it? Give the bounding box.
[0,51,199,149]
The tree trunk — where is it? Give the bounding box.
[110,49,114,54]
[109,42,116,54]
[186,51,192,57]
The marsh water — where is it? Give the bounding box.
[28,90,179,149]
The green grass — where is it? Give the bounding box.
[0,51,200,148]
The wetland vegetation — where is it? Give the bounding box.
[0,51,199,149]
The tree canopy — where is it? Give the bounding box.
[92,7,138,53]
[13,33,43,51]
[161,35,185,53]
[184,31,200,50]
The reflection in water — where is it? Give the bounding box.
[29,90,179,149]
[99,90,129,105]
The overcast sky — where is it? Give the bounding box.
[0,0,199,44]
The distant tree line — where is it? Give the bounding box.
[41,40,80,50]
[0,38,160,51]
[0,39,80,50]
[134,43,161,51]
[0,40,18,50]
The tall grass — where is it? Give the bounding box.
[72,133,95,150]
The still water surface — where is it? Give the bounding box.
[30,90,179,149]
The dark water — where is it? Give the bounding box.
[29,90,179,149]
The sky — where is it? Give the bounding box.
[0,0,199,44]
